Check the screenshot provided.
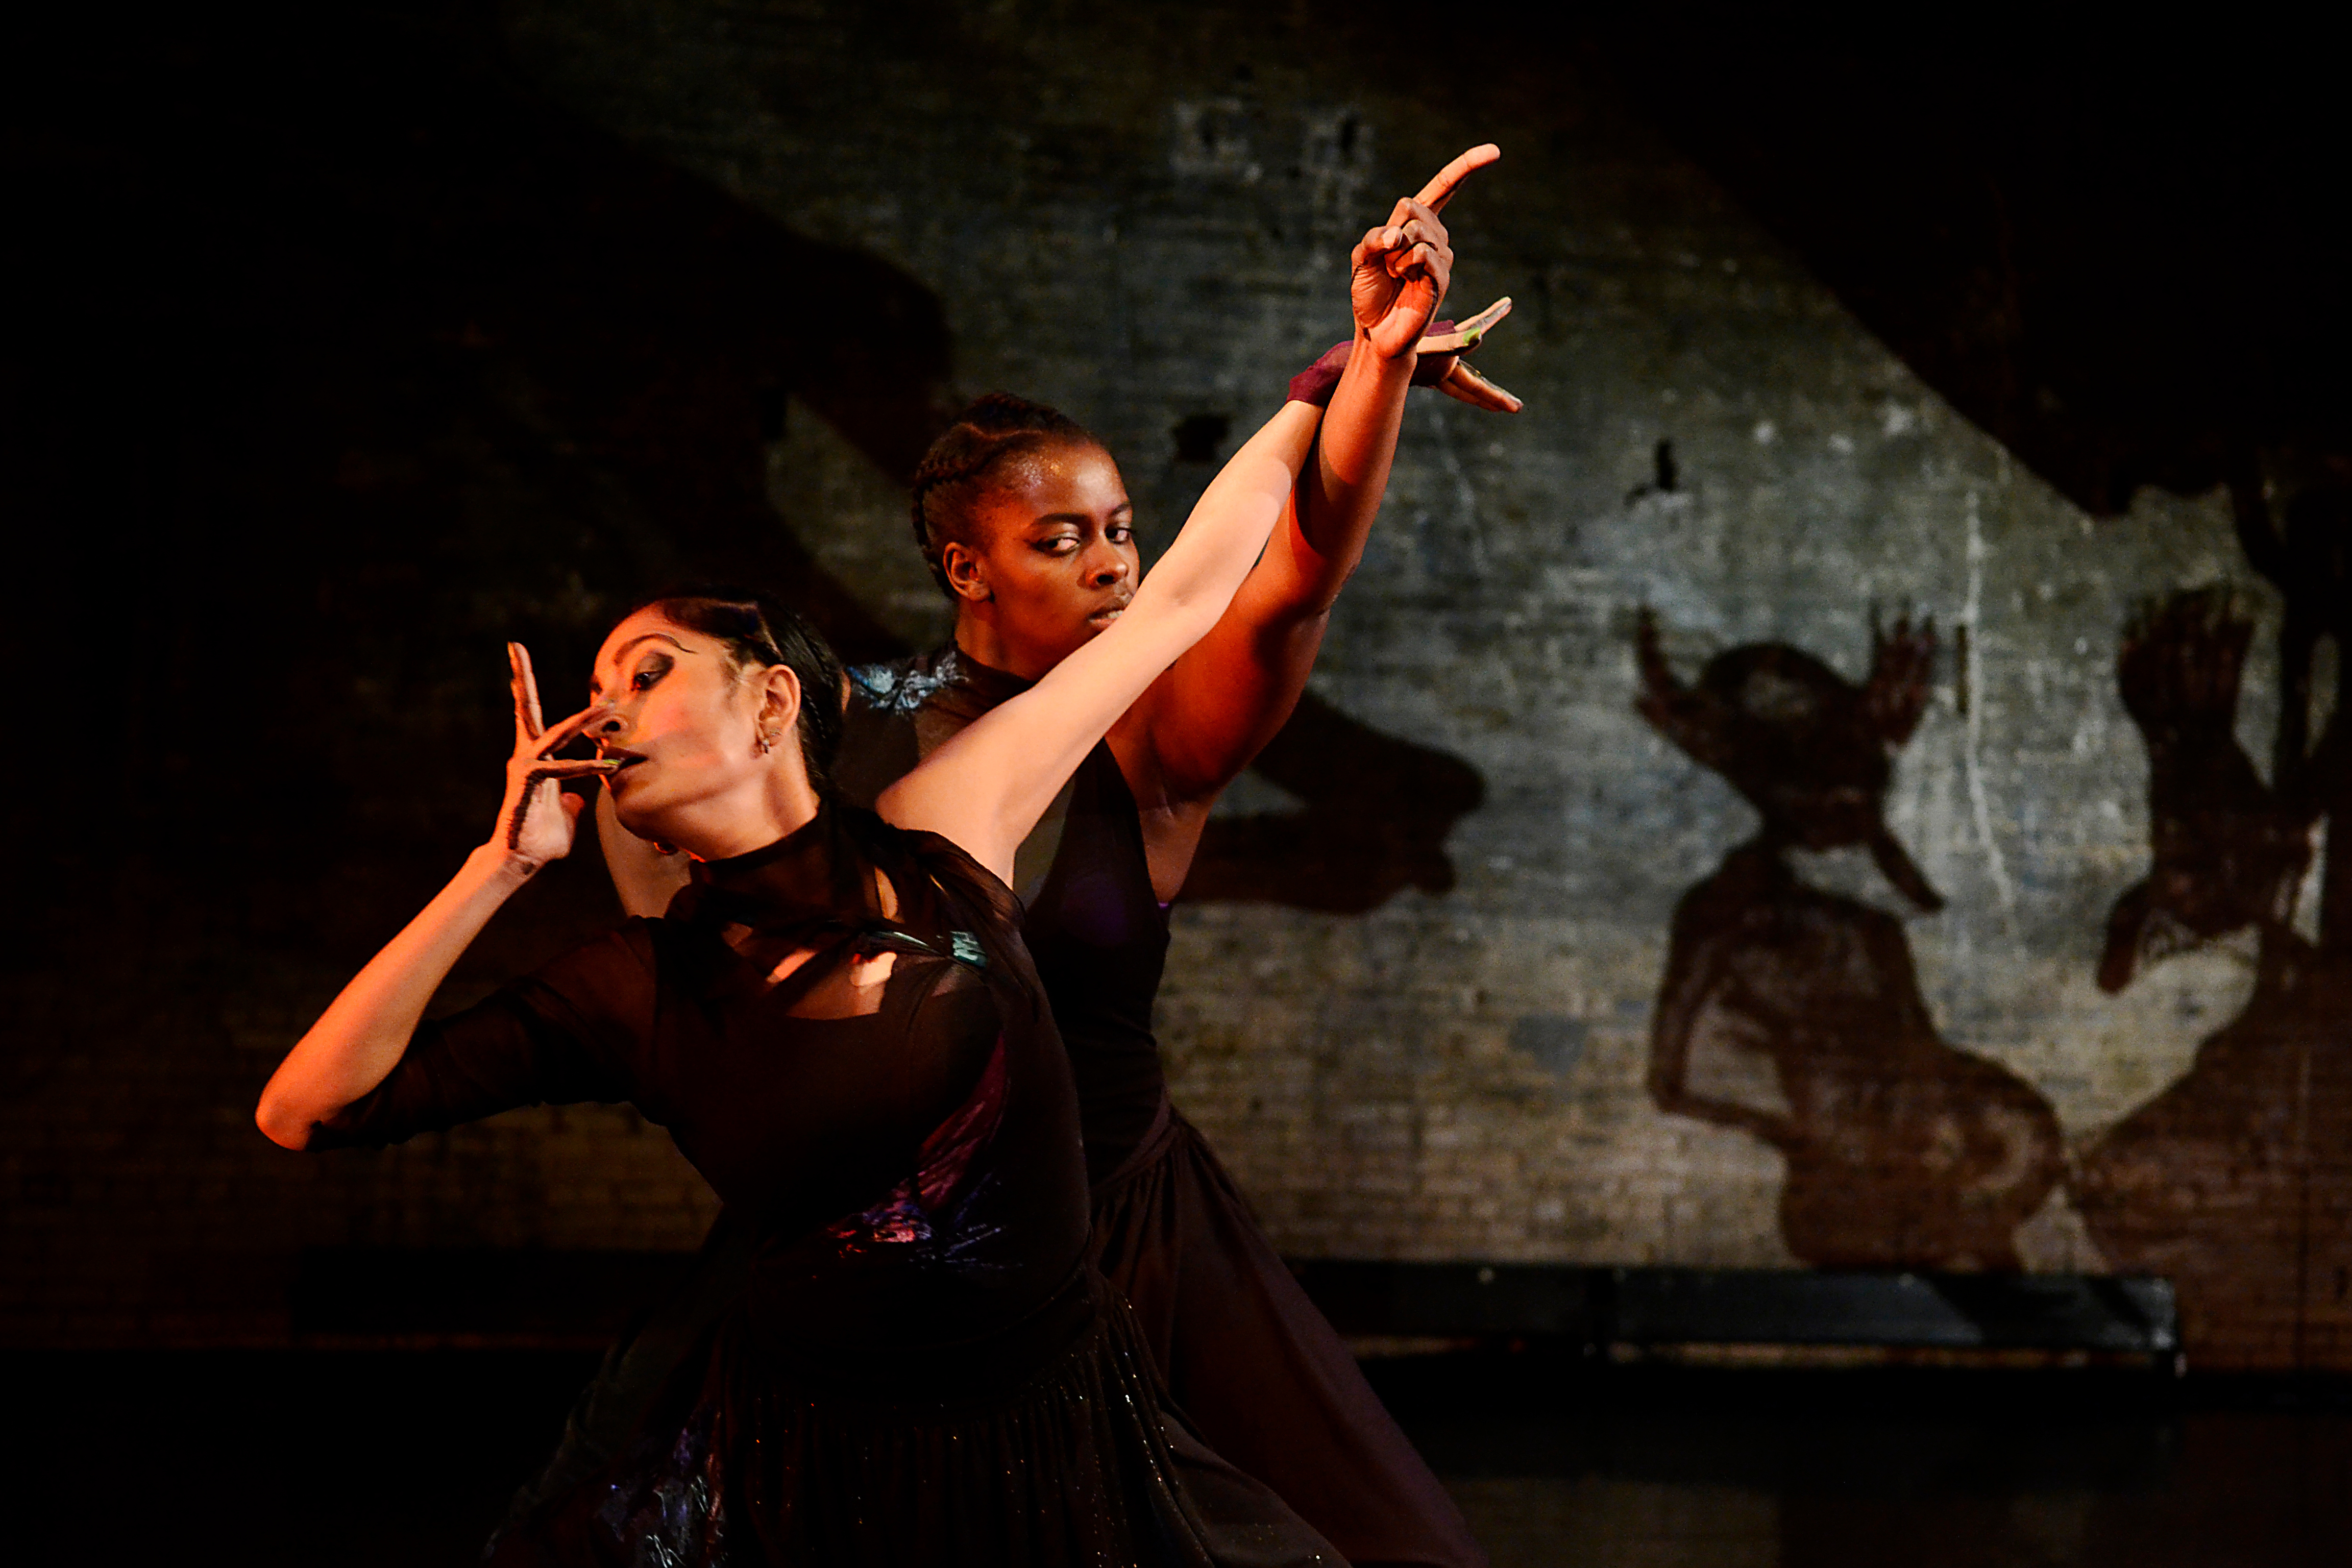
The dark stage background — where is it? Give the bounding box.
[7,6,2352,1558]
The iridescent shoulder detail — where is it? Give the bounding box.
[851,925,988,972]
[848,646,966,718]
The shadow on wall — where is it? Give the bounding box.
[1183,693,1487,912]
[1591,17,2352,1363]
[1634,611,2065,1271]
[2075,482,2352,1365]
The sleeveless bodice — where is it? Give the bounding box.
[841,645,1173,1184]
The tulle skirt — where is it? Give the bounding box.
[1090,1106,1486,1568]
[489,1265,1341,1567]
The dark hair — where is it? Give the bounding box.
[909,392,1099,596]
[621,584,845,794]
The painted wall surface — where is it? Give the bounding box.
[4,2,2342,1368]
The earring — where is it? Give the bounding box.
[754,729,774,756]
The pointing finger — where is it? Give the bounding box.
[1413,143,1501,213]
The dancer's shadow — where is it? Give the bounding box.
[2091,589,2314,995]
[1183,694,1486,912]
[2074,567,2352,1346]
[1636,611,2064,1270]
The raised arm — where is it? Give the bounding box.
[256,648,615,1148]
[877,400,1322,881]
[1134,145,1511,801]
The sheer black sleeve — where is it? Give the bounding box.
[307,923,660,1149]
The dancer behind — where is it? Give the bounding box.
[601,148,1512,1568]
[253,163,1463,1560]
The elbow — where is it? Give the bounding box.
[254,1089,314,1152]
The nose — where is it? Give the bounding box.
[1085,546,1131,587]
[587,705,629,740]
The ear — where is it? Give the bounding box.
[754,662,803,745]
[940,538,993,604]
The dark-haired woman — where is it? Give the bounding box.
[257,401,1369,1557]
[603,150,1510,1567]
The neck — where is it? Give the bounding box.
[951,604,1071,684]
[657,769,827,861]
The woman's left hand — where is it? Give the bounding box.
[1413,296,1523,412]
[1351,143,1500,360]
[1288,295,1523,413]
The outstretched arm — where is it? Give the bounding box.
[256,648,615,1148]
[877,401,1323,883]
[1136,145,1508,802]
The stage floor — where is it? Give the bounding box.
[8,1352,2345,1565]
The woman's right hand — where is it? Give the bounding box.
[1350,143,1499,360]
[497,642,619,872]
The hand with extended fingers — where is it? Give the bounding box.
[1350,143,1521,410]
[499,643,619,869]
[1412,295,1520,412]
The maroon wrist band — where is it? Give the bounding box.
[1285,322,1460,407]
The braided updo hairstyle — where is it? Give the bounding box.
[621,584,846,796]
[910,393,1101,596]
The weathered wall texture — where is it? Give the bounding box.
[6,2,2344,1368]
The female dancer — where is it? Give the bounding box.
[602,149,1512,1568]
[254,156,1462,1561]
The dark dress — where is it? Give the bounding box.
[313,806,1338,1566]
[837,648,1487,1568]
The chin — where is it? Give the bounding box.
[609,789,670,841]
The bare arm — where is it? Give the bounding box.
[877,401,1322,882]
[1137,145,1507,800]
[256,648,614,1148]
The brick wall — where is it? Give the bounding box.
[4,1,2343,1368]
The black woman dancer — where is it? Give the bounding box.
[253,347,1380,1557]
[599,146,1514,1568]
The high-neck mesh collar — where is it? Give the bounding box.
[682,806,872,932]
